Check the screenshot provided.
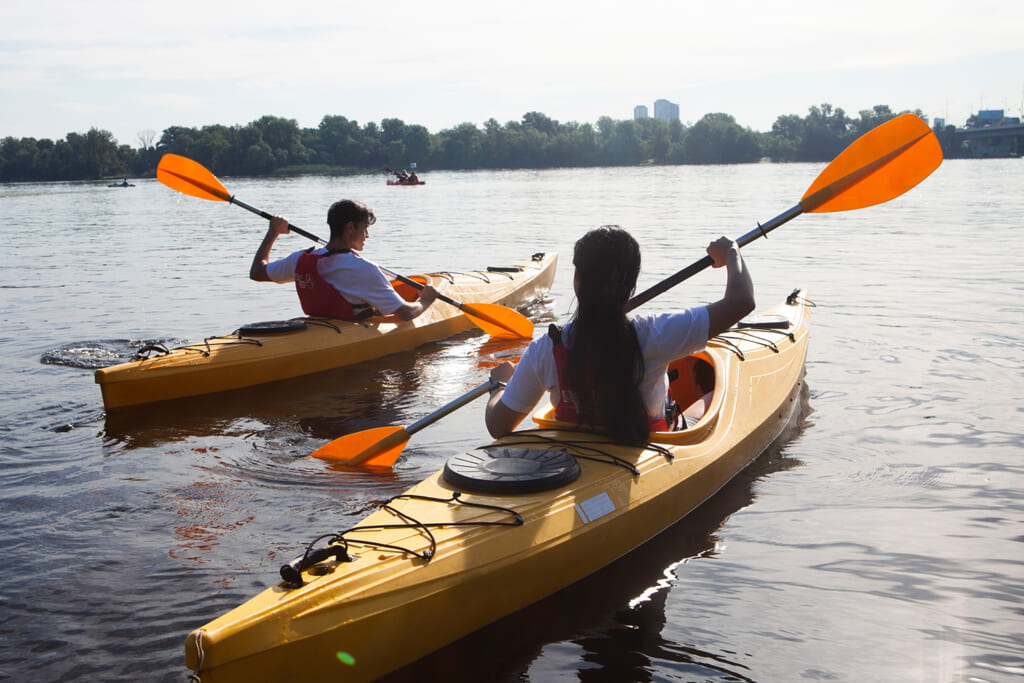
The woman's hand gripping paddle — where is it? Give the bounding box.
[627,112,943,310]
[156,154,533,340]
[310,379,501,466]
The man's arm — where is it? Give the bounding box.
[250,216,290,282]
[389,285,439,321]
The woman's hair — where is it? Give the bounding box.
[327,199,376,240]
[567,225,649,446]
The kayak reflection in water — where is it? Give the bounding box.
[486,226,755,445]
[249,199,438,321]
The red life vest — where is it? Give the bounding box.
[549,325,668,432]
[293,249,371,320]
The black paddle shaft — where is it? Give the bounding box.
[228,196,328,245]
[626,204,803,311]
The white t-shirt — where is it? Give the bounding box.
[265,249,406,315]
[501,307,710,420]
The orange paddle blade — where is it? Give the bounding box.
[801,113,942,214]
[310,426,411,467]
[156,154,232,203]
[462,302,534,340]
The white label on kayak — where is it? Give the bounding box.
[575,492,615,524]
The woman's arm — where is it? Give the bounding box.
[485,361,528,438]
[704,237,755,338]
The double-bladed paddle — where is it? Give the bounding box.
[156,154,533,340]
[310,112,942,467]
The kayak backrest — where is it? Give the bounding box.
[390,275,428,302]
[667,351,715,412]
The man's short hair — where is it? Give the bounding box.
[327,200,376,240]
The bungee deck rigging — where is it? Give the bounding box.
[130,317,363,361]
[281,491,526,586]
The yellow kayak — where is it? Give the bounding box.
[185,290,811,682]
[95,253,557,410]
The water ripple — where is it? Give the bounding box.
[39,338,183,369]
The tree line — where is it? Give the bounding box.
[0,104,965,183]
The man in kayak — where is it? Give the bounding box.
[249,199,439,321]
[485,226,754,445]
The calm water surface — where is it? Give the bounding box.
[1,159,1022,681]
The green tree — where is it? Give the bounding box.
[243,141,275,175]
[769,113,805,161]
[0,137,41,181]
[317,115,361,166]
[381,118,407,147]
[800,104,850,161]
[572,123,599,166]
[637,117,670,161]
[63,128,124,179]
[403,124,432,167]
[481,118,509,168]
[853,105,896,136]
[437,122,484,168]
[681,113,760,164]
[193,124,236,172]
[385,140,406,168]
[605,119,643,165]
[250,116,309,168]
[522,111,557,136]
[158,126,201,158]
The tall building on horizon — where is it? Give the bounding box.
[654,99,679,122]
[634,105,649,120]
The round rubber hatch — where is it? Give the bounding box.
[738,314,789,330]
[443,448,580,494]
[237,320,307,335]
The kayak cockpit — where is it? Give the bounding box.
[530,350,725,444]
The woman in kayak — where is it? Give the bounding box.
[250,199,438,321]
[485,225,754,445]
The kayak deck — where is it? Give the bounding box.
[95,253,556,410]
[184,290,811,682]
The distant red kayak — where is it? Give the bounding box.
[387,179,426,186]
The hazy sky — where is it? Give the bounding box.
[2,0,1022,147]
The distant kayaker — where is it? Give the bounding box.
[249,199,438,321]
[485,226,755,445]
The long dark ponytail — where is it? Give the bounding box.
[567,226,649,446]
